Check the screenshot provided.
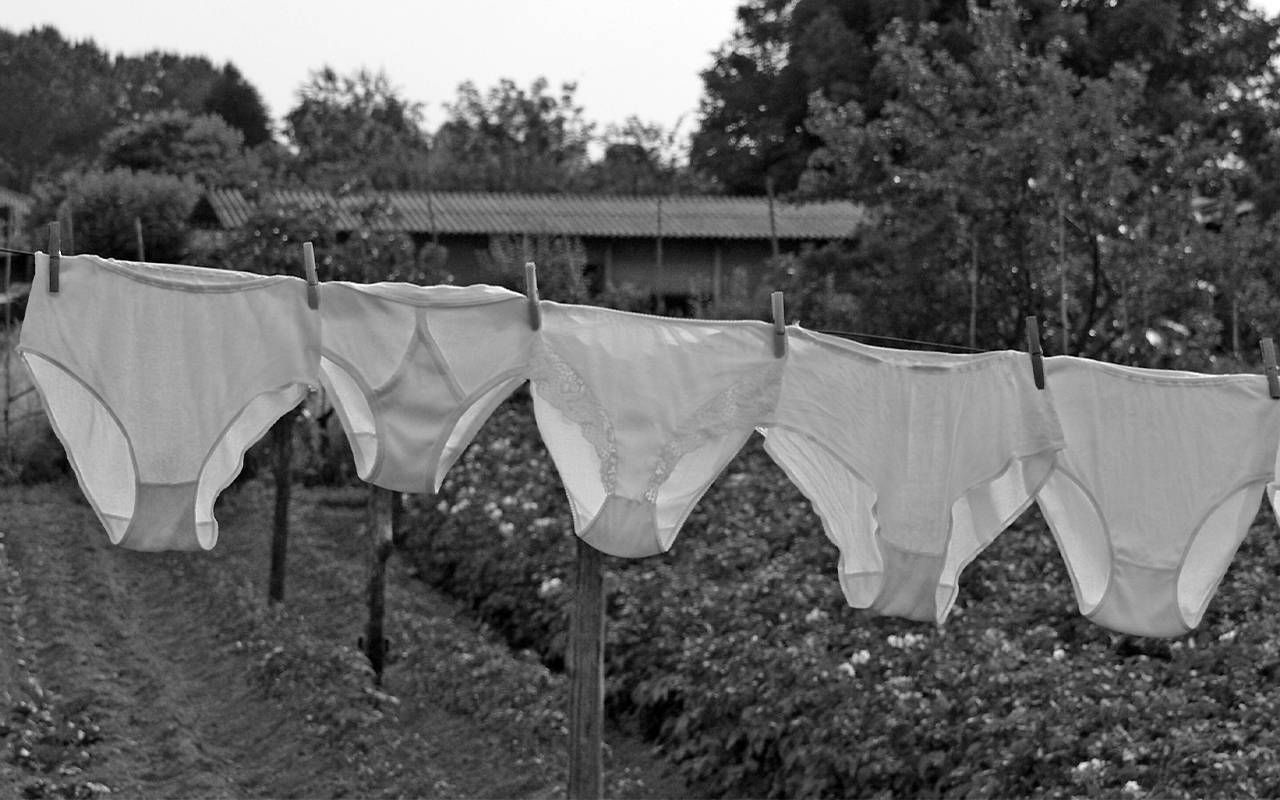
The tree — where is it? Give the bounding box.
[692,0,1280,196]
[799,2,1280,366]
[284,67,431,191]
[110,50,222,119]
[691,0,972,194]
[203,63,272,147]
[100,110,255,187]
[577,117,711,195]
[30,168,198,262]
[0,26,118,189]
[428,78,593,193]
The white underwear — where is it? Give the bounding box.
[761,327,1064,623]
[529,302,783,558]
[1038,356,1280,637]
[18,253,320,551]
[318,281,533,493]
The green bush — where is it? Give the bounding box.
[402,392,1280,798]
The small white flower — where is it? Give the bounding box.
[450,498,470,514]
[888,635,904,648]
[498,521,515,536]
[1123,780,1141,794]
[804,608,828,624]
[849,649,871,665]
[521,500,539,512]
[538,577,564,598]
[836,662,856,677]
[436,500,449,513]
[501,495,518,508]
[1218,630,1237,643]
[1053,647,1066,661]
[488,507,504,521]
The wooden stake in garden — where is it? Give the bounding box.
[363,485,394,685]
[268,411,294,604]
[568,537,606,800]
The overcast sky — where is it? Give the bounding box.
[3,0,743,138]
[5,0,1279,140]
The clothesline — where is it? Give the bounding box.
[15,250,1280,641]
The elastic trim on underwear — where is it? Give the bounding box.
[794,326,1020,373]
[323,281,525,308]
[78,253,298,294]
[542,299,781,333]
[1046,355,1268,388]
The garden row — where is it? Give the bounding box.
[402,391,1280,798]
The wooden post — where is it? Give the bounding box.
[364,485,394,685]
[968,228,978,350]
[268,412,294,604]
[766,175,780,259]
[712,242,723,314]
[568,537,606,800]
[655,196,665,314]
[2,219,10,470]
[134,216,146,262]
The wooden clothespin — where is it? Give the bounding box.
[525,261,541,330]
[47,221,60,294]
[1026,315,1045,390]
[1262,337,1280,399]
[302,241,319,310]
[771,291,786,358]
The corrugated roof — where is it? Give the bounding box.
[202,189,863,241]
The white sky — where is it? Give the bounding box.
[5,1,1279,141]
[2,0,744,138]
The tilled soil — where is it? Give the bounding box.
[0,480,687,799]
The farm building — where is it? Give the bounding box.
[193,189,864,306]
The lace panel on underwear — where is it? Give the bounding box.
[642,363,783,502]
[529,341,619,493]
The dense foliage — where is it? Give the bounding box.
[402,395,1280,798]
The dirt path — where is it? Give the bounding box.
[0,480,688,799]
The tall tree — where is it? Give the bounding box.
[110,50,222,118]
[284,67,431,190]
[578,117,709,195]
[203,63,272,147]
[693,0,1280,196]
[800,2,1278,365]
[0,26,118,189]
[100,110,254,187]
[428,77,593,193]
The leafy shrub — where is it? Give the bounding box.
[401,392,1280,798]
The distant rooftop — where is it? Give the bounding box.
[198,189,864,241]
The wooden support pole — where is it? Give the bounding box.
[568,537,606,800]
[364,485,394,685]
[134,216,146,262]
[268,413,294,605]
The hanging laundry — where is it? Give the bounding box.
[760,327,1064,624]
[318,281,533,493]
[1037,356,1280,637]
[18,253,320,551]
[529,302,783,558]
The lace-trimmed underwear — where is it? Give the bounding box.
[18,253,320,551]
[318,281,533,493]
[529,301,783,558]
[760,327,1065,624]
[1038,356,1280,637]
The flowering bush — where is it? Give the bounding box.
[401,392,1280,798]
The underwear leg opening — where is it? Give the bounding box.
[21,351,138,545]
[195,382,309,550]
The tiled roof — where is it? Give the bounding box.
[200,189,863,241]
